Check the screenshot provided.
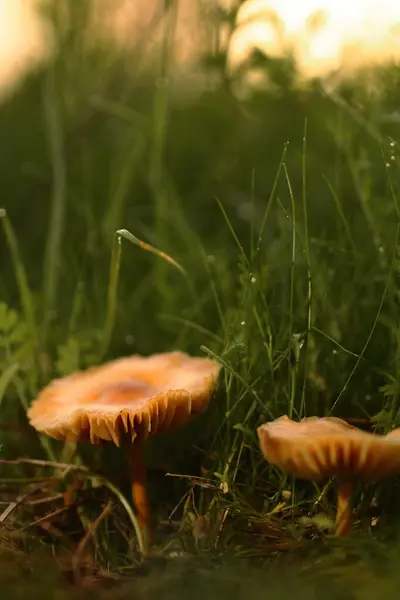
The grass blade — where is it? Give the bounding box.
[117,229,186,276]
[0,363,19,408]
[42,69,67,344]
[100,232,122,360]
[214,196,250,269]
[0,210,38,351]
[300,119,313,416]
[255,142,288,254]
[330,222,400,414]
[283,164,297,420]
[101,229,186,358]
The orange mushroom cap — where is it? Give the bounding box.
[27,351,221,446]
[257,415,400,482]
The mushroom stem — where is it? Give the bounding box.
[63,476,82,507]
[63,438,80,507]
[335,479,353,536]
[128,440,151,550]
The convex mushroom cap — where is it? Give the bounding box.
[28,351,221,445]
[257,415,400,482]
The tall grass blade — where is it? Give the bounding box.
[101,228,186,358]
[42,69,67,345]
[255,142,288,254]
[100,231,122,359]
[0,363,19,408]
[215,196,250,269]
[330,222,400,414]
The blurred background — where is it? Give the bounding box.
[3,0,400,560]
[3,0,400,99]
[2,0,400,463]
[3,0,400,595]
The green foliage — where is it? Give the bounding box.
[55,336,83,375]
[3,0,400,591]
[0,302,30,390]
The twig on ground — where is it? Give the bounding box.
[0,458,89,472]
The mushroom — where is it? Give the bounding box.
[257,415,400,536]
[27,351,221,551]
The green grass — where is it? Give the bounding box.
[3,0,400,596]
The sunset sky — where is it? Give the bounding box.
[1,0,400,100]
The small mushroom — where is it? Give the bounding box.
[257,415,400,536]
[27,351,221,551]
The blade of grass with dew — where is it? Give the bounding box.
[311,327,367,361]
[158,315,224,345]
[213,195,275,383]
[100,228,186,359]
[330,221,400,415]
[42,69,67,346]
[247,150,292,416]
[378,150,400,423]
[340,136,387,267]
[215,196,250,270]
[383,142,400,220]
[250,167,256,262]
[329,153,400,417]
[200,345,272,417]
[255,141,288,255]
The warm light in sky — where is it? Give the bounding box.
[1,0,400,101]
[0,0,50,99]
[228,0,400,80]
